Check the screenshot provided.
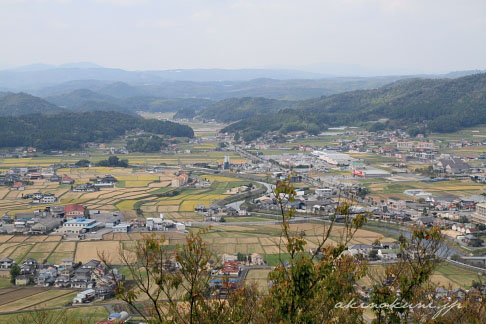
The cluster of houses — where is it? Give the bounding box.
[1,206,65,234]
[0,202,191,237]
[0,204,119,235]
[207,253,265,298]
[195,204,246,222]
[250,189,339,215]
[0,164,120,193]
[345,242,401,262]
[0,166,72,189]
[30,192,58,204]
[145,214,186,232]
[234,126,486,177]
[1,257,122,302]
[72,175,118,191]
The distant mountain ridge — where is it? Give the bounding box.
[2,64,484,100]
[30,77,416,101]
[0,67,327,90]
[44,89,213,114]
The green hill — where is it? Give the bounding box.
[198,97,295,122]
[0,111,194,150]
[0,92,65,116]
[46,89,132,113]
[222,73,486,137]
[123,97,214,113]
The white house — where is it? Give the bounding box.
[348,244,373,257]
[113,223,130,233]
[377,249,399,261]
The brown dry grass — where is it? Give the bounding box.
[0,235,12,243]
[55,241,76,252]
[44,235,62,242]
[7,236,28,243]
[30,242,58,253]
[75,241,135,263]
[25,235,48,243]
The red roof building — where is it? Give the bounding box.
[29,172,41,180]
[221,261,240,277]
[12,181,24,190]
[62,176,75,184]
[65,204,85,218]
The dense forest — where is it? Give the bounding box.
[0,111,193,150]
[198,97,295,122]
[45,89,132,113]
[0,92,66,116]
[173,107,196,119]
[98,155,129,167]
[126,135,167,153]
[222,73,486,137]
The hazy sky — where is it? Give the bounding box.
[1,0,485,74]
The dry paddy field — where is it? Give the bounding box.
[245,269,271,292]
[191,223,392,259]
[0,287,76,313]
[75,241,125,263]
[0,167,176,213]
[0,235,64,264]
[74,232,187,264]
[359,262,482,290]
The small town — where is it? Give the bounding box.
[0,121,485,322]
[0,1,485,322]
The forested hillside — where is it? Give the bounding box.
[0,111,193,150]
[198,97,295,122]
[222,73,486,137]
[46,89,132,113]
[0,92,66,116]
[124,97,214,113]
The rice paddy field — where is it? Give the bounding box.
[0,159,253,223]
[0,223,393,266]
[364,178,486,202]
[0,287,77,313]
[193,223,397,263]
[0,166,184,216]
[0,232,187,267]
